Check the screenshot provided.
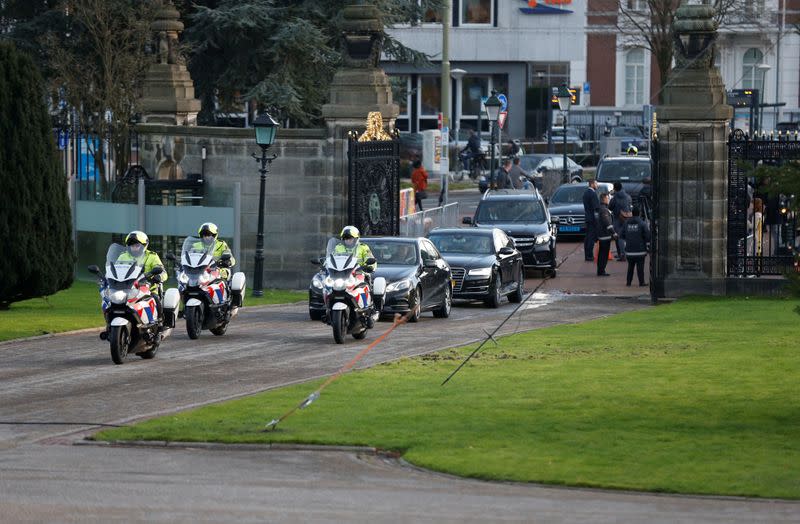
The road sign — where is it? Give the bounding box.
[480,95,488,112]
[583,81,590,94]
[497,93,508,112]
[57,130,68,151]
[498,111,508,130]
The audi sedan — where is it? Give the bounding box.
[308,237,453,323]
[427,228,524,308]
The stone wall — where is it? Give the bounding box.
[136,124,342,289]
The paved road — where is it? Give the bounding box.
[1,244,796,522]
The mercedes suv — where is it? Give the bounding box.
[463,189,558,275]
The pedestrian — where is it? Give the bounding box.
[411,159,428,211]
[492,158,513,189]
[582,179,600,261]
[620,205,651,286]
[508,138,524,158]
[596,191,616,276]
[609,181,632,261]
[508,156,529,189]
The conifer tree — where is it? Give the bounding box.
[0,41,74,308]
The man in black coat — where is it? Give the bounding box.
[582,179,600,261]
[620,205,651,286]
[609,181,632,261]
[596,191,617,276]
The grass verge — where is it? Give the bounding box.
[0,282,305,342]
[96,297,800,499]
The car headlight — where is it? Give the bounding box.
[468,267,492,277]
[386,279,411,292]
[312,275,324,289]
[535,234,551,245]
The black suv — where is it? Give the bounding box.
[463,189,558,275]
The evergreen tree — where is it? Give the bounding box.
[0,41,74,308]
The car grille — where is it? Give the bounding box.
[451,267,466,292]
[553,215,585,225]
[510,236,535,249]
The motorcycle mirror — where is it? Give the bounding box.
[87,264,100,275]
[149,266,164,276]
[165,253,176,262]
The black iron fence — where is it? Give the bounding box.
[347,135,401,236]
[727,130,799,277]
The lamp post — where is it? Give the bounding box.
[757,63,771,134]
[557,84,572,183]
[251,112,279,297]
[484,91,502,187]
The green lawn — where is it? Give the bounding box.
[96,297,800,499]
[0,281,305,342]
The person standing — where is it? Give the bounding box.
[492,158,513,189]
[620,205,651,286]
[508,157,529,189]
[609,181,632,261]
[596,192,616,276]
[582,179,600,261]
[411,159,428,211]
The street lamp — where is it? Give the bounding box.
[251,111,279,297]
[446,67,467,205]
[484,90,502,187]
[557,84,572,183]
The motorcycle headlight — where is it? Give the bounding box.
[198,272,211,285]
[333,278,346,291]
[345,275,357,288]
[312,275,324,289]
[468,267,492,277]
[178,272,189,285]
[110,290,128,304]
[127,287,139,300]
[386,279,412,293]
[535,233,552,245]
[324,276,334,288]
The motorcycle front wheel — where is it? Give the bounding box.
[331,308,347,344]
[186,305,203,340]
[109,325,130,365]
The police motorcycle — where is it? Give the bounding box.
[88,244,180,365]
[167,236,246,339]
[320,237,386,344]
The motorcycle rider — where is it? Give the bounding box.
[102,231,167,338]
[333,226,380,324]
[194,222,235,279]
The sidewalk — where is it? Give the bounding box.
[542,241,649,297]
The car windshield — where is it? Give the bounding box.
[550,185,586,204]
[610,126,644,138]
[362,240,417,265]
[519,156,547,171]
[476,200,545,223]
[596,160,651,182]
[429,233,494,255]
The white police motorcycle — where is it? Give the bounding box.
[89,244,180,365]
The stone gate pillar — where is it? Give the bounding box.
[655,5,732,296]
[321,4,399,229]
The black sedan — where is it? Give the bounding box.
[308,237,453,323]
[547,182,614,238]
[427,228,524,308]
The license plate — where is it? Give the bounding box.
[559,225,580,232]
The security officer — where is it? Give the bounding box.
[119,231,168,290]
[335,226,376,272]
[626,144,639,156]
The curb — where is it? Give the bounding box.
[77,439,379,454]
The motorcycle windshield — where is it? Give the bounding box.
[105,243,143,283]
[324,237,359,272]
[181,236,215,268]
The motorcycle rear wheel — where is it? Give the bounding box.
[109,325,130,365]
[186,305,203,340]
[331,309,347,344]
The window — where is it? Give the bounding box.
[420,0,442,23]
[420,76,441,116]
[461,0,492,25]
[626,0,647,11]
[529,62,570,90]
[458,74,507,133]
[742,48,764,90]
[624,48,645,106]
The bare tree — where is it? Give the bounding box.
[608,0,766,104]
[45,0,156,189]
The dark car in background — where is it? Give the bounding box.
[547,182,614,238]
[595,155,652,200]
[608,126,649,154]
[463,189,558,275]
[310,237,452,322]
[428,228,524,308]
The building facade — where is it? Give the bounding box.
[384,0,800,138]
